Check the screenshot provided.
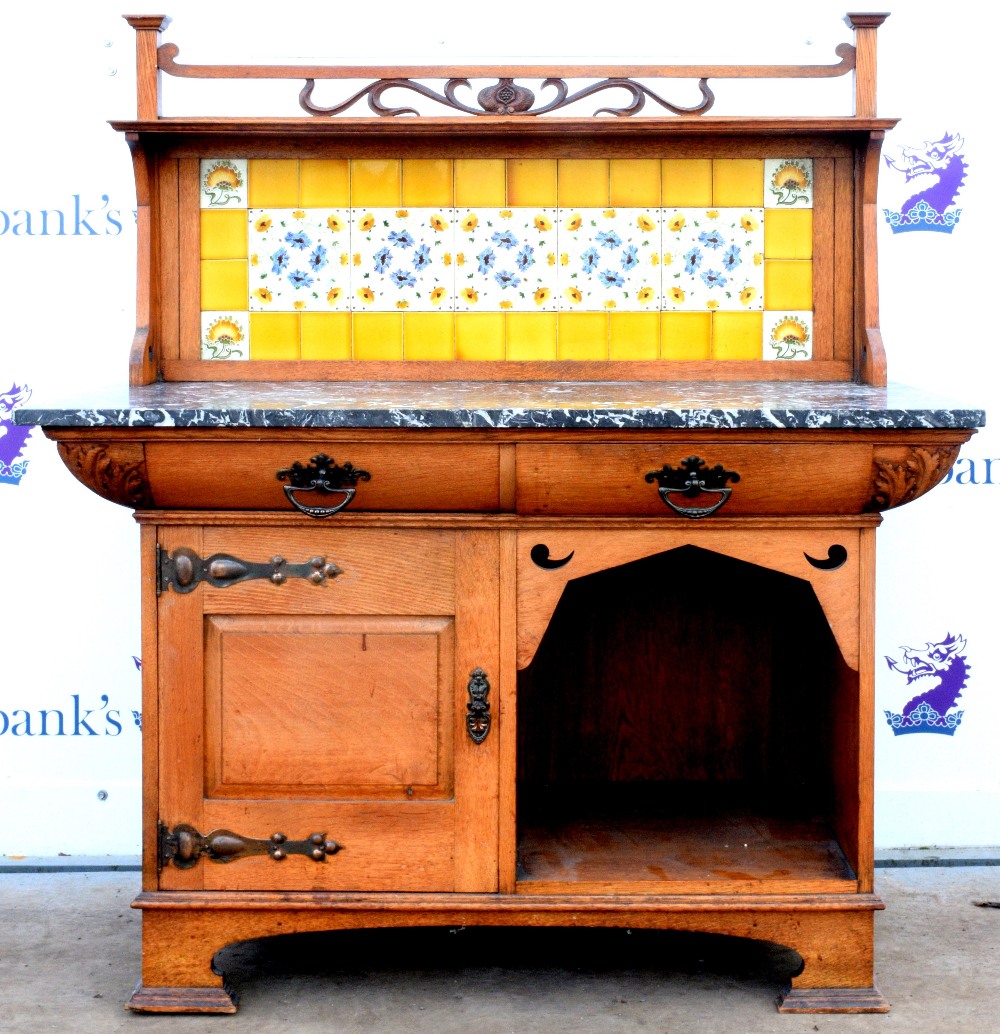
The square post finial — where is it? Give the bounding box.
[846,12,890,117]
[124,15,171,119]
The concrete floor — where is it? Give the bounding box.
[2,868,998,1033]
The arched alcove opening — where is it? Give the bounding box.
[516,544,859,890]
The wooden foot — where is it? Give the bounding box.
[777,978,889,1013]
[127,981,239,1013]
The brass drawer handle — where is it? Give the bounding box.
[277,453,371,518]
[645,456,741,519]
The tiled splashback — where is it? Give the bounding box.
[199,158,814,362]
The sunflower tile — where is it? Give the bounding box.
[352,208,454,313]
[764,159,814,208]
[559,208,661,313]
[662,208,764,312]
[200,159,248,209]
[200,311,249,360]
[764,310,813,360]
[454,208,558,313]
[248,209,351,312]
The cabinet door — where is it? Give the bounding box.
[155,525,500,893]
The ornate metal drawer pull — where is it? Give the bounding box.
[276,453,371,518]
[159,822,341,870]
[158,546,342,593]
[466,668,492,744]
[645,456,741,519]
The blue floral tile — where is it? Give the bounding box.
[662,208,764,311]
[249,209,351,311]
[559,208,661,312]
[200,159,248,209]
[200,311,249,360]
[353,208,454,312]
[764,310,813,360]
[764,159,814,208]
[454,209,558,311]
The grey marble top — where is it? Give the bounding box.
[16,380,986,431]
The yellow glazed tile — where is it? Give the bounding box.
[558,313,608,360]
[661,312,711,359]
[200,260,248,311]
[507,160,557,207]
[609,312,659,360]
[558,160,609,207]
[351,160,401,207]
[353,312,403,359]
[763,209,813,259]
[506,313,557,360]
[713,159,764,206]
[200,210,247,260]
[247,160,299,208]
[402,159,454,206]
[404,313,455,360]
[455,313,505,360]
[608,160,660,207]
[454,160,506,206]
[764,260,813,310]
[299,160,350,207]
[713,311,763,359]
[249,312,300,360]
[662,160,713,206]
[300,312,351,360]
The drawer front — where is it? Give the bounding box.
[145,441,502,511]
[515,443,874,516]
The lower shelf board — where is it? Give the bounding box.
[516,811,857,895]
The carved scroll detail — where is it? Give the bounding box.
[864,446,960,512]
[58,442,153,508]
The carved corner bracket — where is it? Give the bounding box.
[57,442,154,508]
[864,446,960,512]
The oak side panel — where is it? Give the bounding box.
[833,157,855,363]
[158,156,180,361]
[498,529,519,893]
[856,525,877,891]
[178,158,201,362]
[453,531,501,892]
[140,523,161,890]
[811,157,834,362]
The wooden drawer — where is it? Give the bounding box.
[145,441,502,511]
[515,442,875,516]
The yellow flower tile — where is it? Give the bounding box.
[712,311,763,360]
[200,210,247,260]
[456,313,505,360]
[662,159,713,206]
[200,260,248,311]
[558,313,608,360]
[300,312,351,360]
[247,160,298,208]
[763,209,813,259]
[351,160,401,207]
[609,160,660,207]
[353,312,403,359]
[299,160,350,207]
[249,312,299,360]
[764,260,813,310]
[402,159,454,206]
[609,312,659,360]
[558,160,609,207]
[507,160,557,207]
[404,312,455,360]
[506,313,557,360]
[661,312,711,359]
[455,160,506,206]
[713,159,764,206]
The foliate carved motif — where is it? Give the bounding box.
[864,446,960,512]
[58,442,154,508]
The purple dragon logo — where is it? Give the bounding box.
[0,382,33,486]
[883,132,966,234]
[884,633,970,736]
